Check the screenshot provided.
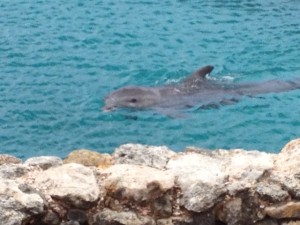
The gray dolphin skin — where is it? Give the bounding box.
[103,65,300,113]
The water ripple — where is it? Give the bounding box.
[0,0,299,158]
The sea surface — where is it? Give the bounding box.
[1,0,300,159]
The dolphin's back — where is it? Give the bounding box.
[237,78,300,95]
[103,65,300,113]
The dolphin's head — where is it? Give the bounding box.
[103,86,161,111]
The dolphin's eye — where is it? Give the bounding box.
[130,98,137,103]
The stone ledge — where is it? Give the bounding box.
[1,138,300,225]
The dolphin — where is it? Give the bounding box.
[103,65,300,114]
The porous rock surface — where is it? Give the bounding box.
[1,139,300,225]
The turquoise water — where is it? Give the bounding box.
[1,1,300,159]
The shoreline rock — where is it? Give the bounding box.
[1,138,300,225]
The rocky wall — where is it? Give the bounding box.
[1,138,300,225]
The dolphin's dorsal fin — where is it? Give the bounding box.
[181,65,214,84]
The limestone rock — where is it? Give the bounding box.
[179,148,274,195]
[256,182,289,202]
[270,175,300,199]
[217,149,274,195]
[0,179,44,225]
[24,156,63,170]
[167,153,227,212]
[64,149,113,168]
[0,164,31,179]
[166,149,274,214]
[61,221,80,225]
[264,201,300,219]
[34,163,99,207]
[281,221,300,225]
[156,219,174,225]
[0,154,22,165]
[2,139,300,225]
[216,198,242,225]
[113,144,176,169]
[103,164,174,203]
[274,138,300,174]
[90,208,155,225]
[255,219,279,225]
[156,217,195,225]
[218,149,274,182]
[271,138,300,198]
